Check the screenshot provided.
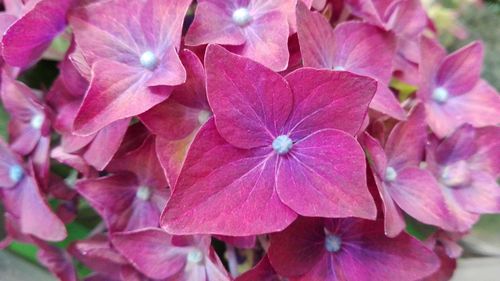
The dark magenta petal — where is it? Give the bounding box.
[2,0,72,67]
[276,129,376,219]
[284,68,376,139]
[205,44,293,149]
[235,256,281,281]
[161,119,297,236]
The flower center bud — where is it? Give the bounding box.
[187,248,203,264]
[136,186,152,201]
[432,87,449,103]
[333,66,345,71]
[441,160,471,187]
[272,135,293,155]
[9,165,23,183]
[140,51,158,70]
[232,7,252,27]
[325,234,342,253]
[197,110,211,125]
[385,166,397,182]
[30,114,44,129]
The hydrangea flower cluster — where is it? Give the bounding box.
[0,0,499,280]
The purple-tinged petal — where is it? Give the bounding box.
[268,217,325,277]
[2,0,72,67]
[0,139,24,188]
[284,68,376,138]
[73,59,171,135]
[417,37,447,103]
[472,126,500,176]
[112,229,186,280]
[434,124,476,165]
[276,129,376,219]
[36,242,77,281]
[453,171,500,214]
[50,147,94,177]
[161,119,297,236]
[440,186,480,232]
[2,176,67,241]
[388,167,454,231]
[385,104,426,169]
[436,41,483,96]
[205,44,293,149]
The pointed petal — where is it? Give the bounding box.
[437,41,483,96]
[161,119,297,236]
[205,44,293,149]
[374,176,406,237]
[435,124,476,165]
[417,37,447,102]
[112,229,186,280]
[73,60,171,135]
[2,0,71,67]
[185,0,246,46]
[277,129,376,219]
[156,134,195,188]
[296,2,335,69]
[3,176,67,241]
[370,84,406,120]
[385,104,426,169]
[285,69,377,139]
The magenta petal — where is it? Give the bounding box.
[205,44,293,149]
[3,176,67,241]
[236,256,281,281]
[277,129,376,219]
[418,37,447,103]
[437,41,483,96]
[434,124,476,165]
[2,0,71,67]
[112,229,186,280]
[374,176,406,237]
[370,85,407,121]
[156,135,195,187]
[389,167,453,231]
[73,59,170,135]
[0,140,23,188]
[161,119,297,236]
[285,68,376,138]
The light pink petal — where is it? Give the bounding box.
[385,104,426,169]
[417,37,447,102]
[389,167,454,231]
[441,186,480,232]
[453,171,500,214]
[277,129,376,219]
[73,59,170,135]
[156,135,195,188]
[285,68,376,139]
[296,2,335,68]
[2,0,71,67]
[112,229,186,280]
[205,44,293,149]
[3,176,67,241]
[437,41,483,96]
[472,126,500,176]
[161,119,297,236]
[185,0,246,46]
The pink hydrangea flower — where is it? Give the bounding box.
[418,37,500,138]
[161,44,377,236]
[185,0,295,71]
[69,0,191,135]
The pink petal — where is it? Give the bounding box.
[3,176,67,241]
[205,44,293,149]
[374,175,406,237]
[472,126,500,176]
[370,85,406,121]
[453,171,500,214]
[276,129,376,219]
[417,37,447,103]
[385,104,426,169]
[112,229,186,280]
[437,41,483,96]
[185,0,246,46]
[2,0,71,67]
[441,185,480,232]
[434,124,476,165]
[73,59,171,135]
[285,68,376,139]
[156,134,195,187]
[0,140,24,188]
[161,119,297,236]
[388,167,454,231]
[236,256,281,281]
[296,2,335,69]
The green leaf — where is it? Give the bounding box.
[405,215,437,241]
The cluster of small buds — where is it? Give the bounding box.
[0,0,498,281]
